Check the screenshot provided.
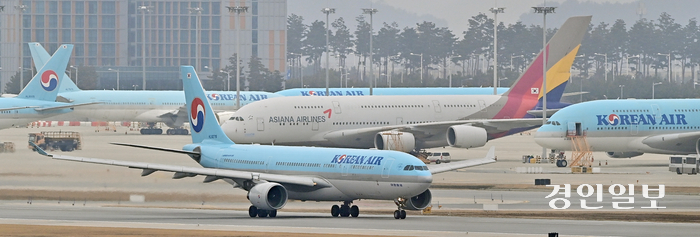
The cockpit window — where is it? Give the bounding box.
[403,165,414,171]
[228,116,244,121]
[414,166,429,171]
[405,165,428,171]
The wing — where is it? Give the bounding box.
[428,146,496,174]
[0,106,39,111]
[641,131,700,154]
[30,142,331,188]
[34,102,101,112]
[323,118,543,143]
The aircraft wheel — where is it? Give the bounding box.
[400,210,406,219]
[257,209,268,218]
[677,168,682,175]
[339,205,350,217]
[248,206,258,218]
[560,160,567,167]
[436,160,441,164]
[331,205,340,217]
[350,205,359,217]
[393,210,401,219]
[269,210,277,217]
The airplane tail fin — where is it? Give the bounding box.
[17,44,74,101]
[181,66,235,145]
[494,16,591,119]
[28,42,81,93]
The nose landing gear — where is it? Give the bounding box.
[393,198,408,219]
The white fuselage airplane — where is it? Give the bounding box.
[31,66,496,219]
[536,99,700,158]
[222,16,591,152]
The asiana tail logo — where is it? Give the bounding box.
[596,113,687,126]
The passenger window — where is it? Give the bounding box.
[442,152,450,156]
[433,153,440,156]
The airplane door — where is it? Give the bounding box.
[265,156,272,172]
[478,100,487,112]
[340,163,350,176]
[396,117,403,125]
[332,101,342,114]
[432,100,441,113]
[567,122,577,136]
[256,117,264,131]
[312,121,319,131]
[381,158,395,178]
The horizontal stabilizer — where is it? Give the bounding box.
[34,102,100,112]
[110,142,201,156]
[0,106,39,111]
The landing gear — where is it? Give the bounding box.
[332,202,359,218]
[393,198,408,219]
[166,128,189,135]
[139,128,163,135]
[248,205,277,218]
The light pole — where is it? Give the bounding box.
[532,5,556,161]
[189,7,203,71]
[220,69,231,91]
[15,3,26,90]
[410,53,423,83]
[290,52,303,88]
[108,68,120,90]
[70,66,79,87]
[362,8,378,95]
[448,55,461,88]
[574,54,586,102]
[652,82,662,99]
[226,5,248,110]
[18,67,31,92]
[137,5,153,90]
[594,53,608,81]
[657,53,671,83]
[619,85,624,99]
[510,54,523,72]
[626,54,639,76]
[490,6,505,95]
[322,7,335,96]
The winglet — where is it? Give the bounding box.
[29,142,52,157]
[485,146,496,160]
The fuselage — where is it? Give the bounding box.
[0,98,73,129]
[275,87,509,96]
[222,94,531,149]
[48,90,280,127]
[184,142,432,201]
[535,99,700,155]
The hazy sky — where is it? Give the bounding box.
[377,0,638,33]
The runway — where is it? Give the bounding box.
[1,126,700,236]
[1,202,698,237]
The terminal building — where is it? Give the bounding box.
[0,0,287,91]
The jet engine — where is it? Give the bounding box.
[374,131,416,152]
[606,152,644,158]
[404,189,432,210]
[247,182,288,210]
[446,125,487,148]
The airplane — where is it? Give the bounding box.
[275,87,510,97]
[221,16,591,152]
[30,66,496,219]
[0,45,95,130]
[535,99,700,159]
[28,43,282,135]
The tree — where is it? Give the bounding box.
[302,20,328,72]
[4,71,33,94]
[331,17,354,70]
[73,66,99,90]
[247,56,282,92]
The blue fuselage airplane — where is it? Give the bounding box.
[536,99,700,158]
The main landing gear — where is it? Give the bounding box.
[248,205,278,218]
[166,128,189,135]
[393,198,407,219]
[331,201,359,218]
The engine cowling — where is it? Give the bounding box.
[374,131,416,152]
[404,189,432,210]
[247,182,288,210]
[606,151,644,158]
[446,125,487,148]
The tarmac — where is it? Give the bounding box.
[1,125,699,236]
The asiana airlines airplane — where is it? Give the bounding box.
[222,16,591,152]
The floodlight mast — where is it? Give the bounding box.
[322,8,336,96]
[226,5,249,110]
[362,8,378,95]
[489,7,505,95]
[532,5,556,163]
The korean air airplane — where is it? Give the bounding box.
[275,87,510,97]
[222,16,591,152]
[31,66,495,219]
[0,45,94,130]
[536,99,700,158]
[29,43,281,135]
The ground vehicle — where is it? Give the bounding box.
[0,142,15,153]
[427,152,451,164]
[28,131,82,152]
[669,156,698,175]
